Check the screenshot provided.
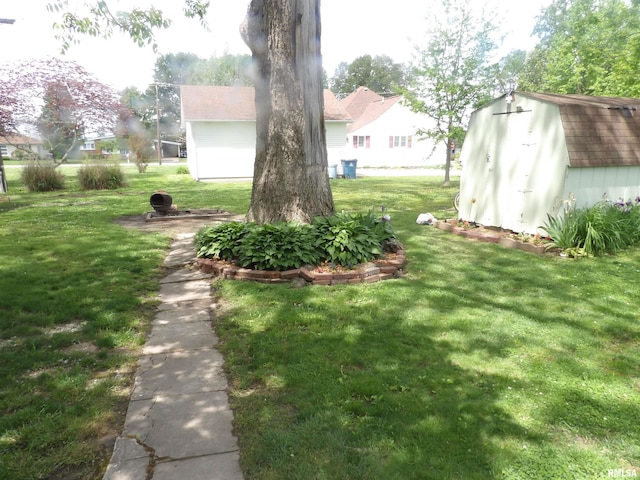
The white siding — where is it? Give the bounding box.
[326,122,348,168]
[187,121,256,179]
[459,97,568,234]
[564,166,640,207]
[187,120,350,180]
[346,102,446,168]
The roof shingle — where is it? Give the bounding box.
[518,92,640,168]
[180,85,352,122]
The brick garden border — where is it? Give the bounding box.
[195,249,407,286]
[434,220,549,255]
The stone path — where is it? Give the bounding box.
[103,234,243,480]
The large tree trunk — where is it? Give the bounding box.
[242,0,334,224]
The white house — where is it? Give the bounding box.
[180,85,352,180]
[339,86,446,168]
[0,134,45,159]
[458,91,640,234]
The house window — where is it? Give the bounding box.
[83,141,95,151]
[353,136,370,149]
[0,145,7,157]
[389,136,412,149]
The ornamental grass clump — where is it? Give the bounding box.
[77,164,126,190]
[20,162,65,192]
[543,195,640,256]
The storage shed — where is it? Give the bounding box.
[180,85,352,180]
[458,91,640,234]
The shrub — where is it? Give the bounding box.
[312,211,391,267]
[77,164,126,190]
[543,196,640,256]
[20,163,65,192]
[237,222,321,271]
[175,165,190,175]
[195,222,255,260]
[195,211,399,271]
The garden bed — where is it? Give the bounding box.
[435,219,552,255]
[195,248,407,286]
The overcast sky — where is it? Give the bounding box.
[1,0,551,91]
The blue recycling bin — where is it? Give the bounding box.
[341,159,357,179]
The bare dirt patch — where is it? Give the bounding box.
[114,212,245,237]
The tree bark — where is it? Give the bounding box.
[241,0,334,224]
[443,137,452,187]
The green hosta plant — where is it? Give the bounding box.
[237,222,321,271]
[195,221,255,260]
[196,211,398,270]
[312,211,390,267]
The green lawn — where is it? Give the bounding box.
[1,166,638,479]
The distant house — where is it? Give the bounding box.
[458,91,640,234]
[180,85,352,180]
[339,86,446,168]
[81,135,129,159]
[0,134,44,159]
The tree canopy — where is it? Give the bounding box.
[0,58,121,164]
[330,54,409,98]
[402,0,499,185]
[519,0,640,96]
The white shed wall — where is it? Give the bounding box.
[459,97,569,234]
[564,166,640,207]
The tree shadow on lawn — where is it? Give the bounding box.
[217,228,639,479]
[218,284,535,480]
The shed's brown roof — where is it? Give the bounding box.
[340,86,401,133]
[180,85,352,122]
[518,91,640,168]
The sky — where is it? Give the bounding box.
[0,0,552,92]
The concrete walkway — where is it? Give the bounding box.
[103,234,243,480]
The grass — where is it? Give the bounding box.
[0,165,250,479]
[1,167,639,479]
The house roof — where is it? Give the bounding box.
[0,134,42,145]
[340,86,401,133]
[180,86,352,122]
[517,91,640,168]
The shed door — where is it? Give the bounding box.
[504,113,536,232]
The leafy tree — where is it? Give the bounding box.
[519,0,640,96]
[187,53,254,86]
[152,53,200,141]
[489,49,527,97]
[116,87,154,166]
[402,0,499,185]
[48,0,333,223]
[330,54,409,98]
[0,57,122,165]
[36,82,81,159]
